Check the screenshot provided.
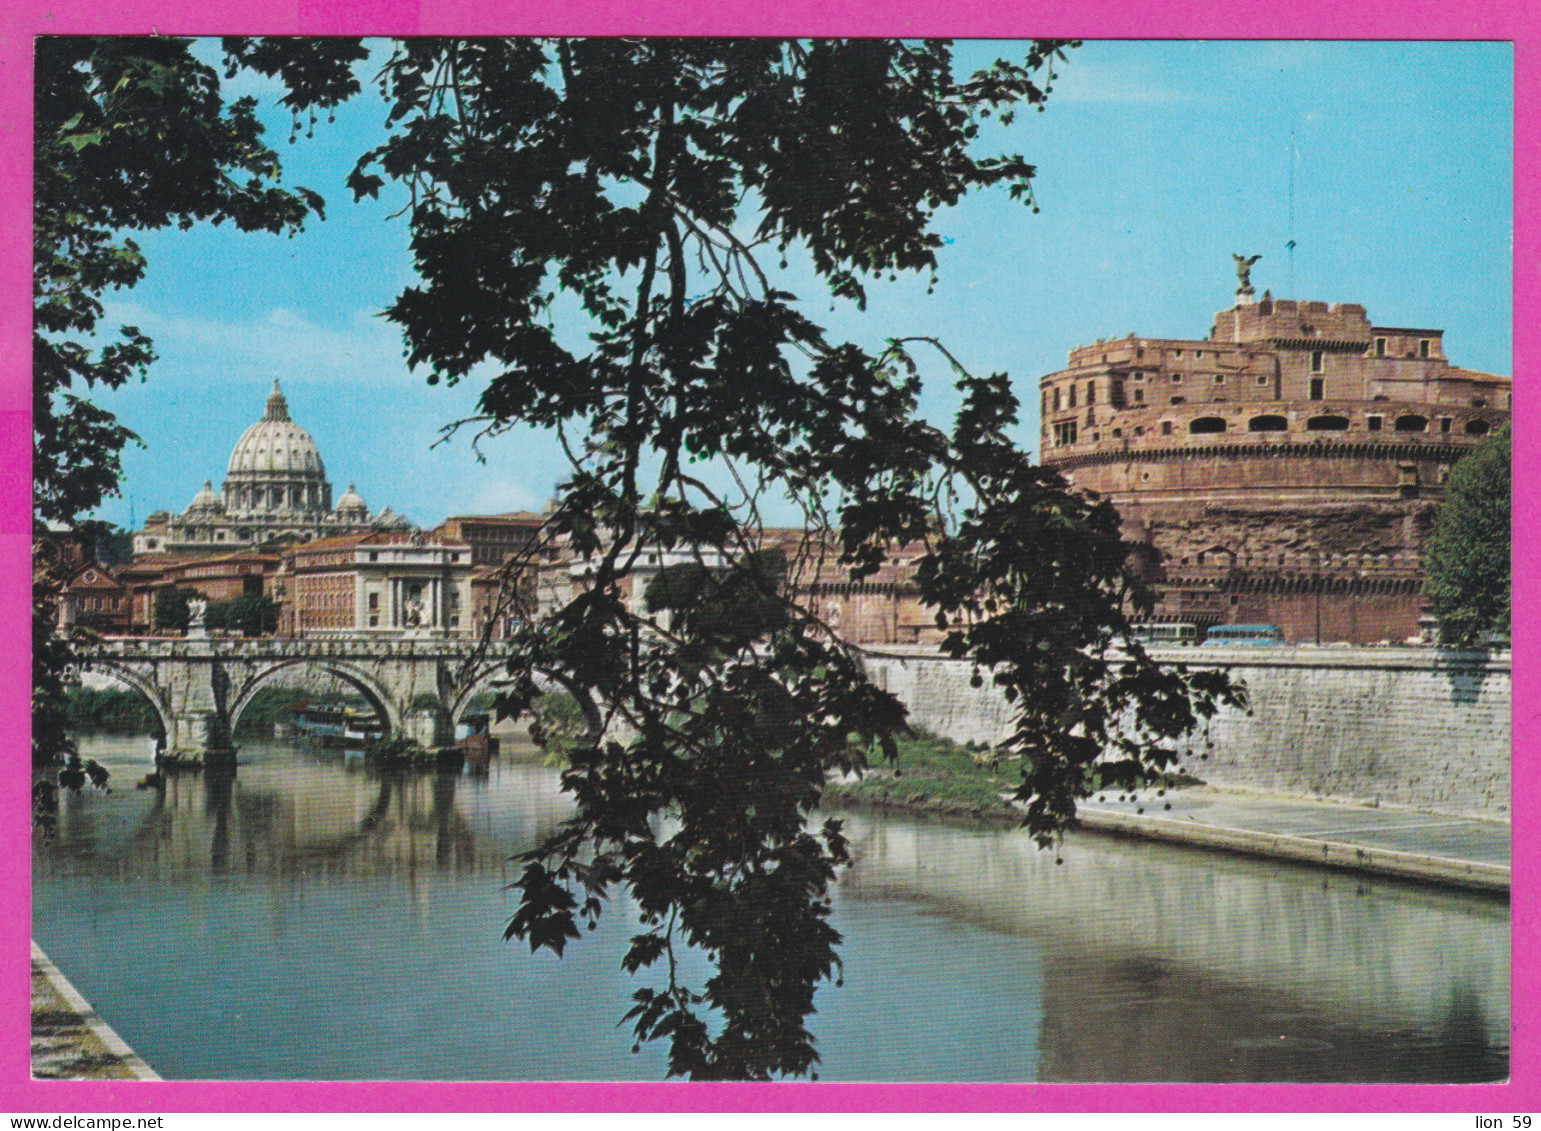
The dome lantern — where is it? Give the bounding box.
[263,378,291,422]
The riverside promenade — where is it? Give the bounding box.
[31,943,159,1081]
[1077,785,1509,894]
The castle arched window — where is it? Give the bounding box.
[1248,415,1288,432]
[1305,415,1349,432]
[1394,414,1428,433]
[1465,419,1491,436]
[1188,416,1226,434]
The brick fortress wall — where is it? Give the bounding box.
[1037,294,1510,643]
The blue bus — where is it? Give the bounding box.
[1201,624,1284,647]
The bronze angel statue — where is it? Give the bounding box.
[1232,253,1261,295]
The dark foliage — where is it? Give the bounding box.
[64,686,162,735]
[1425,423,1511,646]
[344,38,1244,1079]
[32,36,367,831]
[205,593,280,636]
[152,586,199,633]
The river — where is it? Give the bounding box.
[32,732,1509,1082]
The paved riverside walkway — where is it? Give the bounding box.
[31,943,159,1081]
[1076,787,1510,894]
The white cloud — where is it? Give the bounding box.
[467,479,549,516]
[99,299,420,386]
[1049,61,1197,106]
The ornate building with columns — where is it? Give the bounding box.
[277,530,474,637]
[133,380,411,555]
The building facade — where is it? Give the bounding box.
[134,380,411,555]
[58,562,132,636]
[279,530,474,637]
[1037,286,1511,643]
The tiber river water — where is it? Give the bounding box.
[33,731,1509,1083]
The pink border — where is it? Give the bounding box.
[3,0,1531,1114]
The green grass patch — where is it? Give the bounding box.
[823,729,1024,822]
[823,729,1206,825]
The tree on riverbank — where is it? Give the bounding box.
[1424,422,1511,646]
[339,38,1244,1080]
[32,37,367,830]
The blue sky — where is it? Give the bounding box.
[84,39,1513,532]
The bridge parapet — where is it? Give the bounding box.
[73,635,527,762]
[86,635,522,662]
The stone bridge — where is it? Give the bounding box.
[72,635,531,761]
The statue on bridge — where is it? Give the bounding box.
[187,596,208,636]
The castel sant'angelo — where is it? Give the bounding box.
[1038,258,1510,644]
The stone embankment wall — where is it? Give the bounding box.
[862,646,1511,821]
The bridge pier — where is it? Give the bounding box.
[167,712,236,765]
[404,707,453,749]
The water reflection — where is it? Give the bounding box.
[47,737,569,881]
[34,733,1508,1082]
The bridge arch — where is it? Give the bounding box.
[227,658,401,738]
[448,661,535,726]
[448,662,603,742]
[74,660,172,744]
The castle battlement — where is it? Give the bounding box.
[1037,294,1510,645]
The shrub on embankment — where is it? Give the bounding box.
[64,687,160,735]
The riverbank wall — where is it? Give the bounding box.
[862,645,1511,821]
[31,942,159,1081]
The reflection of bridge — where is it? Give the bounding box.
[74,636,526,761]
